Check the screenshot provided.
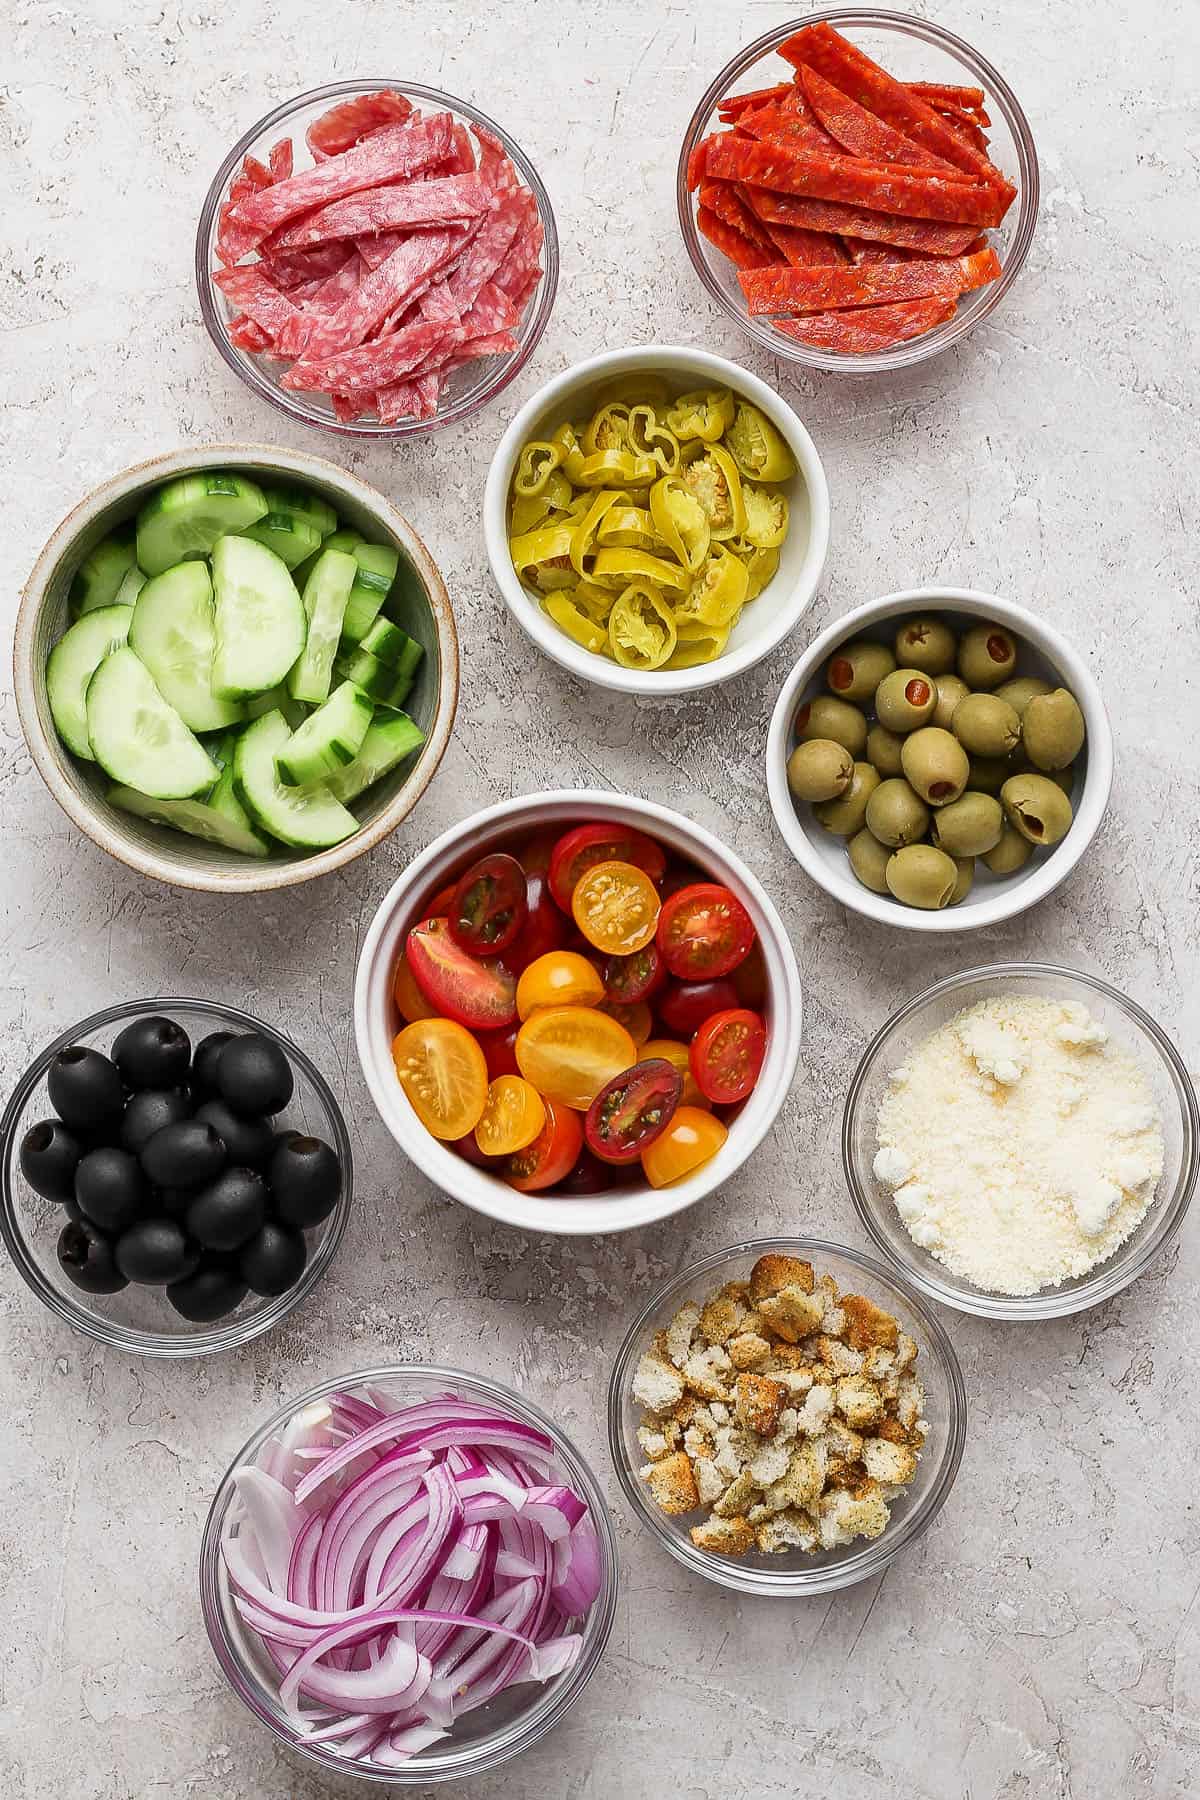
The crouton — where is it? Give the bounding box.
[817,1485,890,1548]
[709,1401,730,1425]
[699,1284,750,1345]
[683,1423,715,1462]
[835,1374,884,1431]
[758,1285,825,1343]
[690,1514,756,1556]
[896,1374,923,1431]
[814,1334,864,1377]
[728,1330,773,1371]
[772,1369,816,1404]
[862,1437,918,1485]
[764,1438,828,1512]
[632,1351,684,1414]
[645,1451,699,1516]
[875,1415,910,1447]
[896,1330,919,1370]
[775,1406,799,1444]
[841,1293,900,1352]
[755,1508,819,1555]
[713,1467,758,1518]
[665,1301,702,1368]
[681,1344,733,1402]
[692,1456,726,1506]
[763,1344,815,1374]
[734,1371,787,1437]
[749,1253,815,1303]
[712,1424,756,1481]
[636,1425,671,1462]
[822,1416,864,1475]
[863,1347,896,1381]
[748,1435,792,1488]
[796,1382,835,1436]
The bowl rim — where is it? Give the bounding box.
[352,787,804,1235]
[764,584,1114,932]
[194,78,560,440]
[198,1361,619,1783]
[842,962,1200,1319]
[675,6,1041,373]
[482,343,831,696]
[14,441,459,894]
[0,996,354,1358]
[607,1234,967,1594]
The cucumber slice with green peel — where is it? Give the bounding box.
[243,683,307,728]
[128,561,245,732]
[233,711,358,849]
[242,511,324,570]
[136,472,268,576]
[288,548,358,705]
[335,645,396,702]
[207,748,266,842]
[293,526,361,590]
[113,566,147,607]
[357,618,423,679]
[274,681,373,786]
[261,485,339,539]
[69,528,137,617]
[326,712,425,803]
[210,534,306,699]
[107,785,270,858]
[46,605,133,760]
[85,647,219,798]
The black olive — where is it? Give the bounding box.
[186,1167,267,1251]
[19,1118,83,1202]
[47,1046,124,1131]
[74,1147,146,1233]
[119,1087,193,1155]
[238,1220,309,1296]
[269,1134,342,1228]
[111,1014,192,1090]
[140,1120,226,1190]
[166,1264,248,1323]
[114,1218,201,1285]
[194,1099,275,1169]
[57,1218,128,1294]
[191,1030,237,1103]
[216,1034,294,1117]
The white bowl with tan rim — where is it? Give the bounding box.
[14,444,459,893]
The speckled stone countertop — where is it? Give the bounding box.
[3,2,1198,1796]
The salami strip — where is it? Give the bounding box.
[696,205,778,270]
[799,65,959,173]
[212,266,301,342]
[717,82,793,120]
[706,133,1006,226]
[282,317,453,394]
[275,253,365,357]
[445,194,524,309]
[228,116,455,242]
[240,154,274,190]
[259,242,354,289]
[739,246,1000,316]
[296,229,458,361]
[228,315,272,352]
[268,139,294,181]
[266,173,491,250]
[698,179,774,250]
[446,123,476,173]
[305,89,414,159]
[776,295,958,351]
[743,184,981,254]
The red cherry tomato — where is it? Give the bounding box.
[657,882,756,980]
[560,1148,621,1194]
[477,1022,520,1081]
[548,823,667,913]
[507,868,567,974]
[421,881,458,920]
[505,1098,584,1192]
[603,941,666,1005]
[584,1058,682,1165]
[452,1131,505,1168]
[657,976,739,1039]
[732,939,768,1010]
[660,860,709,900]
[690,1008,767,1105]
[518,830,558,875]
[407,917,517,1030]
[448,853,528,957]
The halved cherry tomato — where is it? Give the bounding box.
[477,1023,520,1081]
[516,950,605,1021]
[657,976,739,1038]
[449,853,528,957]
[392,1018,488,1140]
[475,1075,546,1156]
[641,1105,728,1188]
[421,881,458,920]
[548,823,667,912]
[599,998,652,1046]
[453,1131,504,1168]
[690,1008,766,1105]
[506,1098,584,1192]
[393,952,438,1024]
[518,830,558,875]
[572,860,660,956]
[660,860,709,899]
[515,1006,637,1110]
[508,868,567,974]
[585,1058,682,1165]
[639,1038,711,1109]
[657,883,756,979]
[407,917,517,1030]
[732,939,768,1009]
[604,941,665,1005]
[560,1148,620,1194]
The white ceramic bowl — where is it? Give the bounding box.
[766,587,1113,932]
[483,345,830,697]
[353,789,802,1235]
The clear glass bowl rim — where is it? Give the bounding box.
[198,1362,619,1785]
[195,78,560,439]
[607,1235,967,1596]
[675,6,1040,374]
[842,962,1200,1320]
[0,996,353,1358]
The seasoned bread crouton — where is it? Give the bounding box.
[814,1334,864,1376]
[896,1330,919,1370]
[712,1425,756,1481]
[822,1416,864,1471]
[763,1344,816,1374]
[691,1514,756,1556]
[763,1438,828,1512]
[896,1374,923,1431]
[875,1415,910,1447]
[728,1330,773,1371]
[817,1485,890,1548]
[692,1456,726,1506]
[645,1450,699,1516]
[748,1435,792,1488]
[713,1467,758,1518]
[749,1253,815,1303]
[862,1437,918,1485]
[633,1351,685,1414]
[796,1383,835,1436]
[699,1284,750,1345]
[841,1293,900,1352]
[682,1344,733,1402]
[683,1424,715,1462]
[734,1371,787,1437]
[665,1302,702,1368]
[863,1347,896,1381]
[636,1425,671,1461]
[835,1374,884,1430]
[755,1507,819,1554]
[759,1286,825,1343]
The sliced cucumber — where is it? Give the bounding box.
[128,561,244,732]
[233,711,358,849]
[326,712,425,803]
[288,548,358,705]
[113,566,147,607]
[136,472,268,576]
[243,683,307,728]
[46,605,133,760]
[379,550,425,629]
[210,534,306,699]
[107,785,270,858]
[357,619,423,684]
[335,645,397,703]
[243,512,324,571]
[293,526,360,591]
[262,485,339,539]
[69,527,137,618]
[85,647,219,799]
[275,681,373,785]
[207,742,268,845]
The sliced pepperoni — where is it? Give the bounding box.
[742,183,981,254]
[760,217,846,266]
[775,295,958,352]
[740,246,1000,316]
[698,178,775,250]
[696,205,779,270]
[718,83,793,120]
[705,134,1008,227]
[799,64,959,172]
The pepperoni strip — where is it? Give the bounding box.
[696,205,778,270]
[934,108,992,155]
[717,82,793,120]
[743,184,981,254]
[762,218,846,266]
[698,179,775,250]
[740,245,1000,315]
[906,80,986,113]
[799,64,960,173]
[704,133,1007,226]
[776,295,958,352]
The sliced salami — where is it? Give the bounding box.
[212,266,301,342]
[305,89,414,159]
[268,139,294,181]
[267,173,491,250]
[282,317,454,394]
[228,116,455,242]
[298,229,460,361]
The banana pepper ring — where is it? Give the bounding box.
[582,403,633,456]
[550,420,580,459]
[596,505,658,550]
[725,401,798,482]
[680,444,747,541]
[674,543,750,628]
[542,591,608,654]
[741,544,780,600]
[513,440,564,498]
[666,621,732,669]
[572,579,618,623]
[509,467,575,538]
[607,580,678,671]
[627,405,681,475]
[590,547,693,592]
[741,485,790,549]
[509,521,578,592]
[664,387,736,443]
[563,447,661,488]
[649,476,710,574]
[570,488,630,579]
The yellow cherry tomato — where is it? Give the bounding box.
[516,950,605,1021]
[392,952,437,1024]
[639,1038,711,1109]
[641,1105,728,1187]
[516,1006,638,1111]
[474,1075,546,1156]
[571,859,660,956]
[392,1019,488,1141]
[599,998,652,1046]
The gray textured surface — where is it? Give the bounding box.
[2,1,1199,1795]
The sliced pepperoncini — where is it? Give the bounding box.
[596,505,657,550]
[607,581,678,671]
[509,521,578,592]
[666,622,732,668]
[664,387,736,443]
[725,400,798,481]
[680,445,747,541]
[649,477,710,574]
[582,403,632,456]
[741,485,790,549]
[542,591,608,654]
[674,543,750,628]
[590,547,692,592]
[627,405,681,475]
[513,441,564,498]
[569,489,629,579]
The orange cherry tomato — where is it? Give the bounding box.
[571,860,660,956]
[392,1018,488,1141]
[506,1098,584,1192]
[548,823,666,912]
[474,1074,546,1156]
[599,998,652,1046]
[690,1008,767,1105]
[515,1006,637,1111]
[516,950,605,1021]
[641,1105,728,1188]
[639,1038,711,1109]
[393,952,438,1024]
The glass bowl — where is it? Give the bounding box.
[0,998,352,1357]
[677,9,1039,373]
[196,80,559,438]
[199,1364,618,1785]
[608,1237,965,1595]
[843,965,1200,1320]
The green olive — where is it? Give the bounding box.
[900,727,969,807]
[951,692,1022,757]
[982,823,1033,875]
[893,615,957,676]
[958,624,1018,689]
[794,693,868,757]
[967,755,1010,794]
[994,675,1051,716]
[825,639,896,705]
[866,722,905,778]
[885,844,958,910]
[1001,773,1074,846]
[949,855,974,905]
[1022,688,1085,770]
[814,762,881,837]
[874,668,938,733]
[930,791,1003,857]
[787,739,853,803]
[864,778,930,848]
[847,828,892,894]
[932,673,970,730]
